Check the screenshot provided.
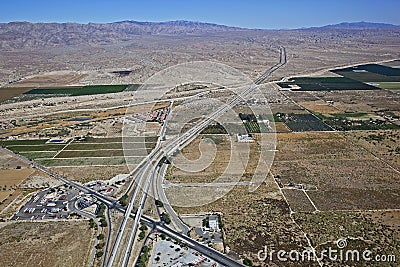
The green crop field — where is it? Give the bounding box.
[0,139,48,146]
[36,157,131,166]
[376,82,400,90]
[56,149,125,158]
[244,122,261,133]
[6,144,65,152]
[56,149,149,158]
[278,77,379,91]
[356,64,400,76]
[67,143,123,150]
[24,84,140,96]
[19,151,58,159]
[1,137,157,167]
[332,64,400,82]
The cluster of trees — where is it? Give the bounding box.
[155,199,164,207]
[239,113,257,122]
[118,194,128,206]
[97,203,107,227]
[161,212,171,224]
[137,246,150,267]
[138,223,148,241]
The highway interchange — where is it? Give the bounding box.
[5,46,286,267]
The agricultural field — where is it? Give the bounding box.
[375,82,400,90]
[0,149,30,169]
[0,107,128,138]
[5,72,87,88]
[332,64,400,82]
[0,191,10,203]
[239,113,260,133]
[0,87,33,102]
[24,84,138,96]
[277,76,379,91]
[0,136,157,169]
[0,221,95,267]
[0,169,33,188]
[269,102,309,115]
[273,122,291,133]
[382,60,400,68]
[275,113,332,132]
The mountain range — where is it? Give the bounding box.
[0,20,398,50]
[319,21,400,29]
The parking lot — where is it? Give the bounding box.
[150,239,221,267]
[12,184,80,220]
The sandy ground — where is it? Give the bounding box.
[0,221,95,267]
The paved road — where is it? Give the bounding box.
[156,163,190,234]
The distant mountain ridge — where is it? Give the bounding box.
[318,21,400,29]
[0,20,398,50]
[0,20,245,49]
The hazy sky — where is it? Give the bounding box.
[1,0,400,29]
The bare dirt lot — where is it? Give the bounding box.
[6,71,87,88]
[50,165,130,183]
[0,168,33,203]
[0,221,95,267]
[0,169,33,188]
[0,87,33,102]
[297,100,342,114]
[0,149,29,169]
[272,132,400,211]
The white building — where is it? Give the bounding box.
[209,215,219,230]
[236,133,254,143]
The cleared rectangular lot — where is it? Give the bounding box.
[0,221,94,267]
